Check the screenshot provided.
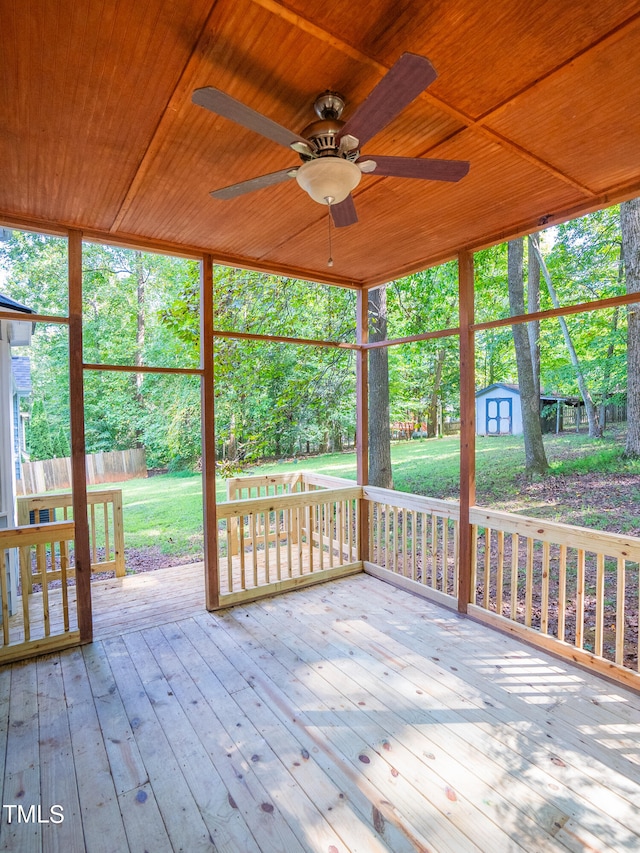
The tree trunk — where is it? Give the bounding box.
[134,251,146,448]
[599,306,619,430]
[508,238,549,476]
[527,235,541,400]
[426,347,446,437]
[529,234,602,438]
[621,197,640,456]
[368,286,393,488]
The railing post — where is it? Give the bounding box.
[201,254,219,609]
[458,250,476,613]
[356,289,369,563]
[68,229,93,641]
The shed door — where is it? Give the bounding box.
[486,397,512,434]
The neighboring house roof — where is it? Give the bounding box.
[0,292,34,314]
[11,356,32,396]
[475,383,579,403]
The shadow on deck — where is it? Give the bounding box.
[1,569,640,852]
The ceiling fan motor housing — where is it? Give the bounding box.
[301,118,346,157]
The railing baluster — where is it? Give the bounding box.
[541,541,550,634]
[103,502,110,562]
[90,503,97,563]
[483,527,492,608]
[275,509,282,581]
[60,539,70,632]
[595,553,605,658]
[615,556,625,666]
[411,510,417,581]
[239,515,246,590]
[286,508,293,578]
[401,509,407,577]
[471,524,478,604]
[252,512,258,587]
[0,549,9,645]
[297,505,303,575]
[496,530,504,616]
[40,542,50,637]
[226,520,233,593]
[557,544,567,641]
[453,519,459,596]
[525,537,533,628]
[576,549,585,649]
[431,513,438,589]
[510,533,519,620]
[263,510,270,583]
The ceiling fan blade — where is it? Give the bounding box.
[330,195,358,228]
[361,155,469,182]
[210,168,296,200]
[193,87,308,150]
[339,53,437,147]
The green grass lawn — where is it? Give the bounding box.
[99,428,640,561]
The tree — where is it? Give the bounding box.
[530,234,603,437]
[368,286,393,488]
[621,197,640,457]
[27,398,54,460]
[527,234,541,400]
[507,238,549,476]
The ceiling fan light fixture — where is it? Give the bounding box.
[295,157,361,205]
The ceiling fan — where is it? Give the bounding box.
[192,53,469,228]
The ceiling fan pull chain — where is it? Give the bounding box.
[325,196,334,266]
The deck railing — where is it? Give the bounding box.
[0,522,79,663]
[363,486,460,609]
[17,489,125,584]
[220,472,640,687]
[217,480,361,605]
[469,507,640,681]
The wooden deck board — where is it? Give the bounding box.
[1,571,640,851]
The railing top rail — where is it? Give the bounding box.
[301,472,357,488]
[0,521,75,549]
[363,485,460,520]
[217,485,362,519]
[18,489,122,509]
[470,505,640,561]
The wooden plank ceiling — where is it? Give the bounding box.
[2,0,640,287]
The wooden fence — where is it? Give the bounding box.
[17,489,125,582]
[0,522,80,664]
[16,448,147,495]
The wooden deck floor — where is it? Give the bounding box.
[1,569,640,852]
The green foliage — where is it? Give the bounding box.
[0,203,634,474]
[27,398,54,460]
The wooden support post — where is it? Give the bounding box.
[356,288,369,562]
[68,229,92,641]
[458,250,476,613]
[201,254,220,610]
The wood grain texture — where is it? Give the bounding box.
[2,573,640,851]
[2,0,640,284]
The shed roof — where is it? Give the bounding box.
[1,2,640,287]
